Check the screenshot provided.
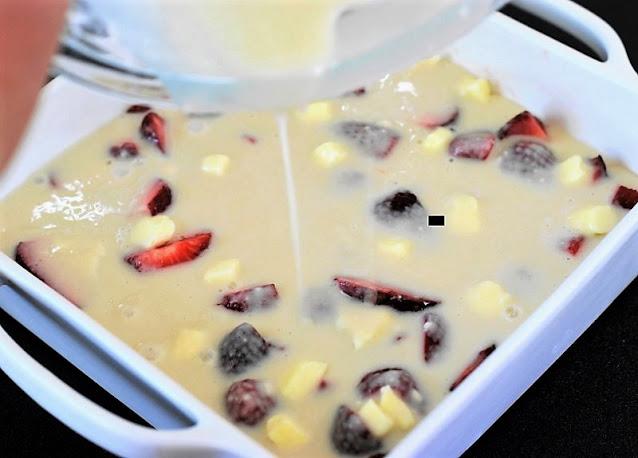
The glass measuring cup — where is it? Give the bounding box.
[52,0,508,114]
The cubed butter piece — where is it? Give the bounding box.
[281,360,328,401]
[568,205,620,235]
[128,215,175,249]
[467,280,513,315]
[313,141,349,167]
[201,154,230,176]
[558,155,591,186]
[459,77,492,102]
[358,399,395,437]
[296,101,333,122]
[446,194,481,235]
[337,308,394,350]
[172,329,207,359]
[376,237,412,258]
[204,258,240,284]
[267,414,309,449]
[420,127,454,155]
[379,385,416,429]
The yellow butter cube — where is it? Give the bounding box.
[337,308,394,350]
[313,141,349,167]
[558,155,591,186]
[420,127,454,155]
[267,414,309,449]
[204,258,240,284]
[358,399,395,437]
[467,280,513,315]
[568,205,620,235]
[281,360,328,401]
[172,329,207,359]
[446,194,481,235]
[201,154,230,176]
[459,77,492,102]
[379,385,416,429]
[128,215,175,249]
[296,101,333,123]
[376,238,413,258]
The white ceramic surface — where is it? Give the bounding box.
[1,1,637,457]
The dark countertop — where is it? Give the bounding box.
[1,1,636,456]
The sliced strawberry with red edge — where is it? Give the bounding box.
[125,232,212,272]
[218,284,279,313]
[449,131,495,160]
[418,107,459,129]
[334,276,440,312]
[241,134,258,145]
[15,240,82,307]
[612,185,638,209]
[109,141,139,159]
[561,235,586,256]
[137,179,172,216]
[589,155,608,182]
[140,112,166,153]
[126,104,151,114]
[449,344,496,391]
[497,111,548,140]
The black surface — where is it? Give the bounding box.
[1,0,637,456]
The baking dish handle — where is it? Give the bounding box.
[0,285,245,458]
[511,0,638,83]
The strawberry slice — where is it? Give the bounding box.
[561,235,586,256]
[15,240,82,307]
[241,134,258,145]
[423,313,445,362]
[418,107,459,129]
[137,179,172,216]
[218,284,279,313]
[140,112,166,153]
[334,276,440,312]
[335,121,400,159]
[589,155,608,182]
[497,111,548,140]
[126,104,151,114]
[125,232,212,272]
[612,185,638,209]
[449,344,496,391]
[342,87,366,97]
[449,132,495,160]
[109,141,139,159]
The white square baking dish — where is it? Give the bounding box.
[1,0,637,457]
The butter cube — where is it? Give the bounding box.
[267,414,309,449]
[281,360,328,401]
[313,141,349,167]
[568,205,620,235]
[467,280,513,315]
[420,127,454,155]
[128,215,175,249]
[459,77,492,103]
[446,194,481,235]
[204,258,240,284]
[172,329,207,359]
[337,308,394,350]
[297,101,333,123]
[558,155,591,186]
[358,399,395,437]
[202,154,230,176]
[376,238,412,258]
[379,385,416,429]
